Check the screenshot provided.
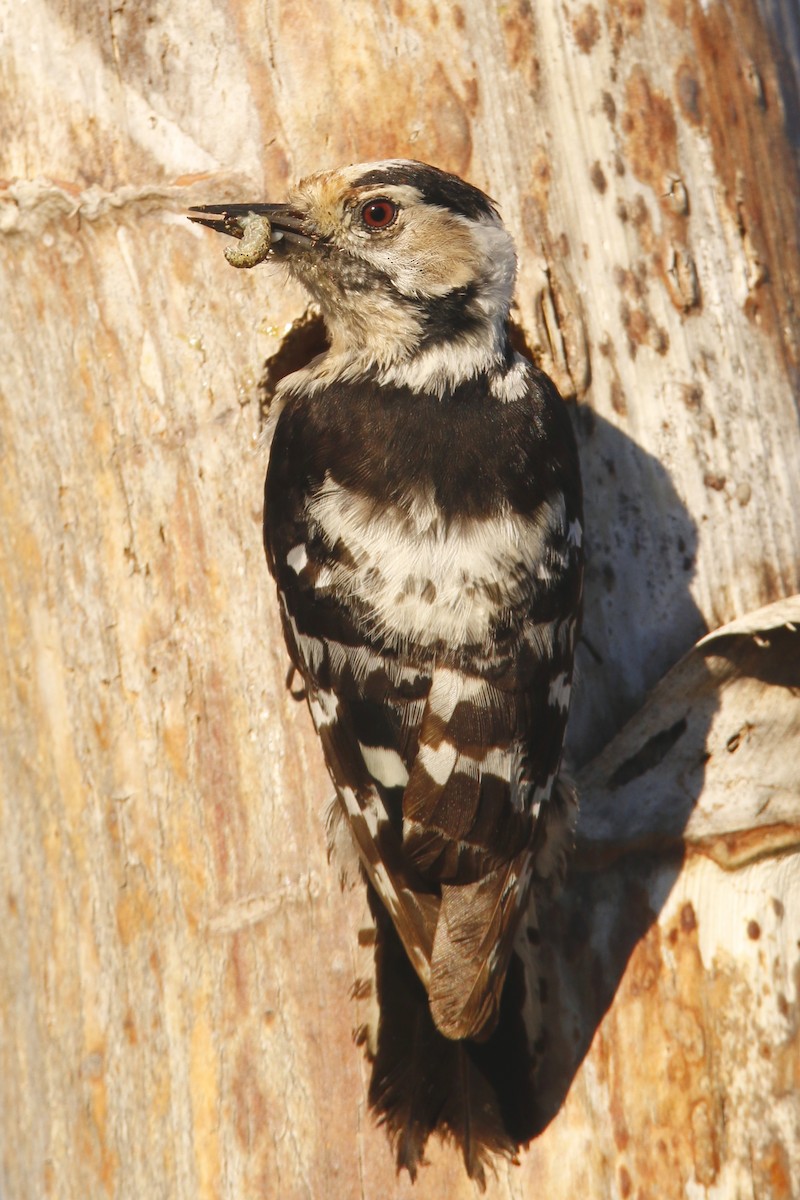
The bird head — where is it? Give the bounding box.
[189,160,518,391]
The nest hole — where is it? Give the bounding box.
[258,308,329,424]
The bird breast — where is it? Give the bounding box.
[300,474,567,648]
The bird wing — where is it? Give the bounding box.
[264,371,583,1040]
[399,607,577,1037]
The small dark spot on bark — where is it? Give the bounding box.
[464,77,479,114]
[573,4,601,53]
[602,91,617,123]
[681,384,703,410]
[590,161,608,193]
[630,194,650,228]
[676,61,702,124]
[747,919,761,940]
[680,902,697,933]
[610,380,627,415]
[703,472,726,491]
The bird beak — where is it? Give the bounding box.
[186,203,316,250]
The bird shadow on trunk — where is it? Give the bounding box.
[522,403,717,1139]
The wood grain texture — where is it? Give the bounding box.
[1,0,798,1196]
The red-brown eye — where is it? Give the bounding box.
[360,198,398,230]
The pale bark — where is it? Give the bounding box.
[1,1,798,1197]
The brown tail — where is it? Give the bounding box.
[365,888,543,1189]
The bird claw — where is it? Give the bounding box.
[285,664,307,701]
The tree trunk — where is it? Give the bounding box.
[1,1,798,1197]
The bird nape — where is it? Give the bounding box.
[188,158,584,1188]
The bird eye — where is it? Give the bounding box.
[360,198,398,230]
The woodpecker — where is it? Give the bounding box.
[189,160,583,1184]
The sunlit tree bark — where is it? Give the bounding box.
[1,1,798,1196]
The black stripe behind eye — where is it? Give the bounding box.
[350,163,498,223]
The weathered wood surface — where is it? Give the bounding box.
[1,0,799,1196]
